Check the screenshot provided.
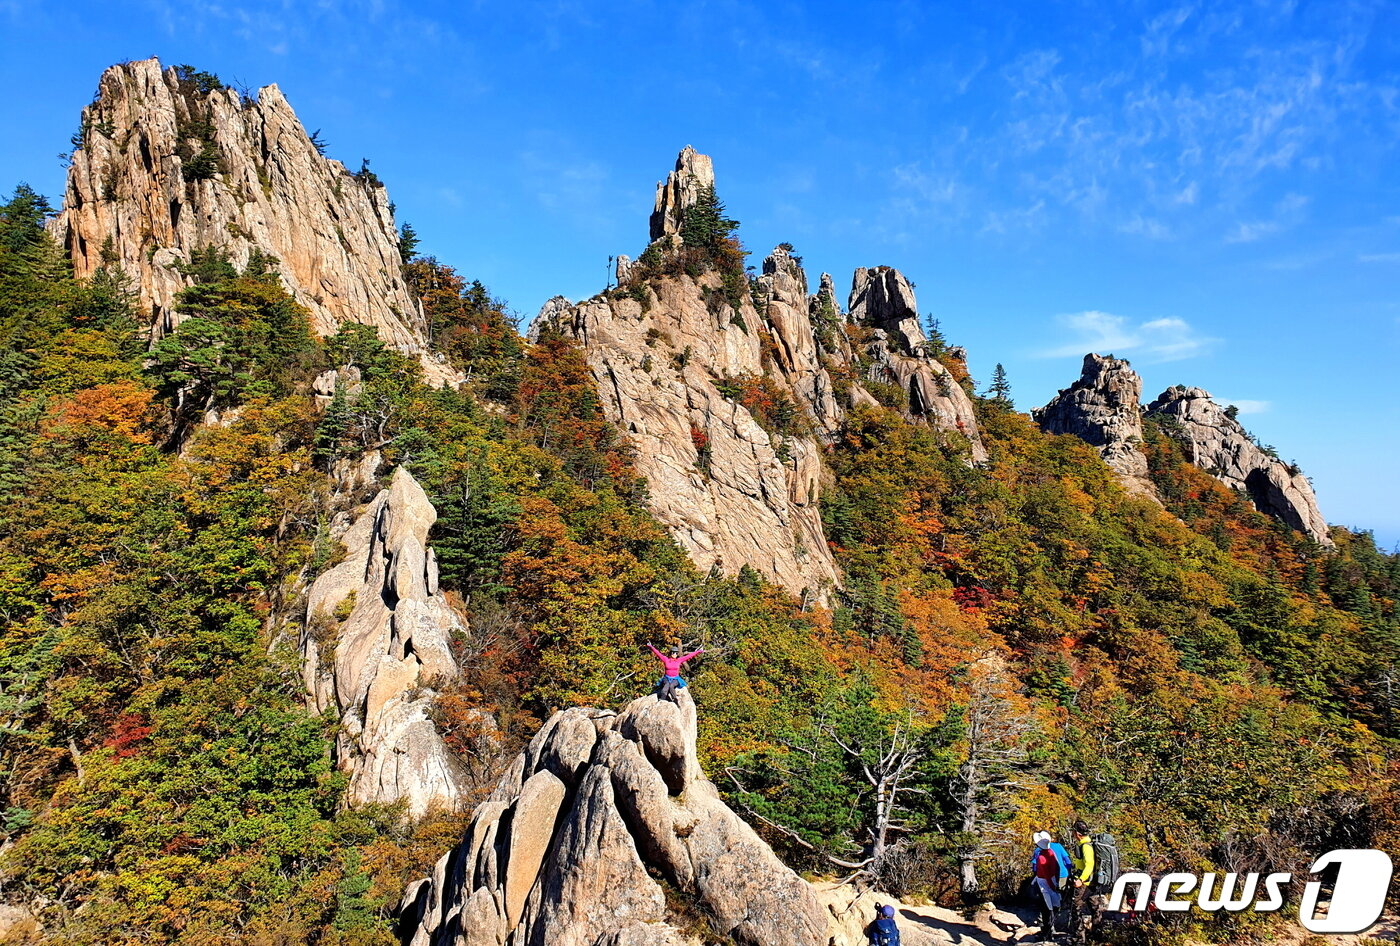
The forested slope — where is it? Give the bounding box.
[0,61,1396,946]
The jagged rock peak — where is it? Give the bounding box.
[849,265,925,355]
[842,266,987,461]
[649,145,715,241]
[1034,353,1155,497]
[1145,386,1333,546]
[52,57,457,385]
[399,688,829,946]
[527,294,573,343]
[762,243,805,282]
[302,466,472,818]
[559,264,841,599]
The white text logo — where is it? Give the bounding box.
[1106,849,1392,934]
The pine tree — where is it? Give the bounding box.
[987,363,1012,406]
[313,382,352,466]
[399,222,420,264]
[680,184,738,251]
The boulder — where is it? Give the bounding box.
[402,687,828,946]
[503,771,569,928]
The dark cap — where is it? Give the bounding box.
[1073,819,1090,835]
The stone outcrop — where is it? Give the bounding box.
[1033,353,1155,498]
[649,146,714,241]
[399,688,829,946]
[547,265,840,600]
[528,295,573,343]
[1145,387,1333,546]
[845,267,987,461]
[51,57,456,385]
[528,149,987,597]
[303,466,471,817]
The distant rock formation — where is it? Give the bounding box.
[1145,386,1333,546]
[398,688,829,946]
[51,57,456,385]
[302,467,471,818]
[547,264,841,599]
[846,267,987,461]
[1033,353,1155,498]
[529,149,988,597]
[528,295,573,343]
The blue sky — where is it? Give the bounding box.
[3,0,1398,546]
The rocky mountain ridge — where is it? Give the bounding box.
[1036,354,1332,545]
[51,57,457,384]
[530,147,986,599]
[1146,384,1332,545]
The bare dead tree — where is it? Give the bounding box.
[821,709,928,866]
[953,653,1039,901]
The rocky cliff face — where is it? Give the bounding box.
[1145,387,1333,546]
[52,57,456,384]
[303,466,471,818]
[398,688,830,946]
[1033,353,1155,498]
[551,264,840,599]
[530,148,986,598]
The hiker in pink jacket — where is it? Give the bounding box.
[648,642,704,702]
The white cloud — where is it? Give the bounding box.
[1216,398,1271,414]
[1037,310,1218,362]
[1225,220,1281,243]
[1121,215,1170,239]
[1360,252,1400,263]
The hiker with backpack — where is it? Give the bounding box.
[867,904,900,946]
[1031,833,1063,940]
[1066,820,1096,941]
[1067,820,1121,943]
[648,641,703,702]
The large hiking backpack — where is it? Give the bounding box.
[1092,833,1120,888]
[871,916,899,946]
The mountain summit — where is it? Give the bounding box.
[51,57,456,384]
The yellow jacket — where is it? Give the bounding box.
[1074,835,1095,883]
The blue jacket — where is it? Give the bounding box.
[1029,842,1072,880]
[868,917,900,946]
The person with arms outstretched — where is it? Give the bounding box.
[649,641,703,702]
